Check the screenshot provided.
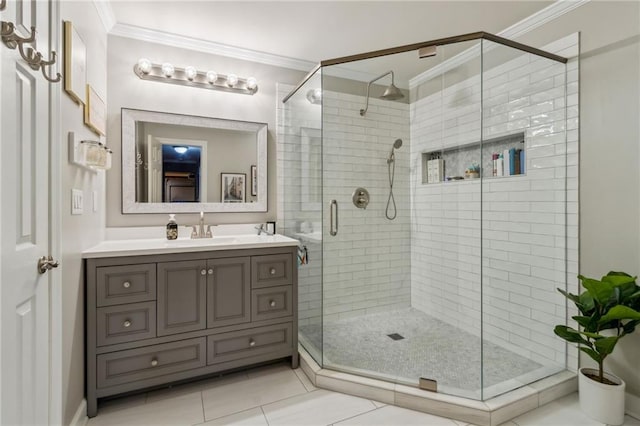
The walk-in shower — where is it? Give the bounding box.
[279,31,578,402]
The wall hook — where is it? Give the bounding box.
[0,22,61,84]
[1,21,15,38]
[0,0,6,11]
[39,50,62,83]
[1,23,35,50]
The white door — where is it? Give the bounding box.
[147,134,163,202]
[0,0,53,424]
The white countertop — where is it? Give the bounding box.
[82,234,299,259]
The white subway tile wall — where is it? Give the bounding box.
[410,35,579,373]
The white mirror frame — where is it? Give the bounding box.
[122,108,267,213]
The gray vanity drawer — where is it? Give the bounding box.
[207,323,292,365]
[96,302,156,346]
[96,264,156,307]
[251,286,292,322]
[97,337,206,388]
[251,254,292,288]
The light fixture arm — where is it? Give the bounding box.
[359,70,395,116]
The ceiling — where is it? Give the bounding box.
[107,1,556,84]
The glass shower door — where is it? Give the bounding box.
[320,59,412,383]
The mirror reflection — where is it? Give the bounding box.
[135,122,256,203]
[122,108,267,213]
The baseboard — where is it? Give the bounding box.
[70,399,88,426]
[627,392,640,419]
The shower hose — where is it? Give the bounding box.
[385,157,397,220]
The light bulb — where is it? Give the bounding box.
[185,66,197,81]
[206,71,218,84]
[161,62,175,78]
[227,73,238,87]
[246,77,257,90]
[313,88,322,100]
[174,146,188,154]
[137,58,152,74]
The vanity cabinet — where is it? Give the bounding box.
[85,246,298,418]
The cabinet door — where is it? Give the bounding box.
[207,257,251,328]
[157,260,207,336]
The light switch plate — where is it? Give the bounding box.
[92,190,98,212]
[72,189,83,215]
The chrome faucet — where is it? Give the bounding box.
[187,212,213,239]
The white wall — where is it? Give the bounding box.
[106,35,305,228]
[59,2,107,424]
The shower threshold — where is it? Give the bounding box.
[298,345,577,426]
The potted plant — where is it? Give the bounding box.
[554,271,640,425]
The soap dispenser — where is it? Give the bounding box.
[166,214,178,240]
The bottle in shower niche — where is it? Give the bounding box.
[166,214,178,240]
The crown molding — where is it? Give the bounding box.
[109,23,316,73]
[92,0,116,33]
[409,0,590,88]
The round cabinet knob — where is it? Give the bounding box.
[269,268,276,275]
[249,339,256,347]
[208,269,214,275]
[123,320,132,328]
[201,269,207,275]
[269,300,276,308]
[123,281,131,288]
[150,359,158,367]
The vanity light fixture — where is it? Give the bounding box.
[134,59,258,95]
[173,146,188,154]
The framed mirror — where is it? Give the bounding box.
[122,108,267,213]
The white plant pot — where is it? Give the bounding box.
[579,367,626,425]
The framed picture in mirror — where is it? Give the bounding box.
[221,173,246,203]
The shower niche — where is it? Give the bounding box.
[279,31,578,404]
[421,132,526,182]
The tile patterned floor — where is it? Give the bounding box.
[87,361,640,426]
[299,308,544,393]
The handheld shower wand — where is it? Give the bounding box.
[386,139,403,220]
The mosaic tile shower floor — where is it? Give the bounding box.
[299,308,543,393]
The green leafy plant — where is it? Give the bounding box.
[555,271,640,384]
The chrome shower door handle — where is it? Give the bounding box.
[330,200,338,236]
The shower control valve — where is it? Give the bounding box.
[352,187,370,209]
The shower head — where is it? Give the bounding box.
[381,84,404,101]
[387,139,403,163]
[359,70,405,116]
